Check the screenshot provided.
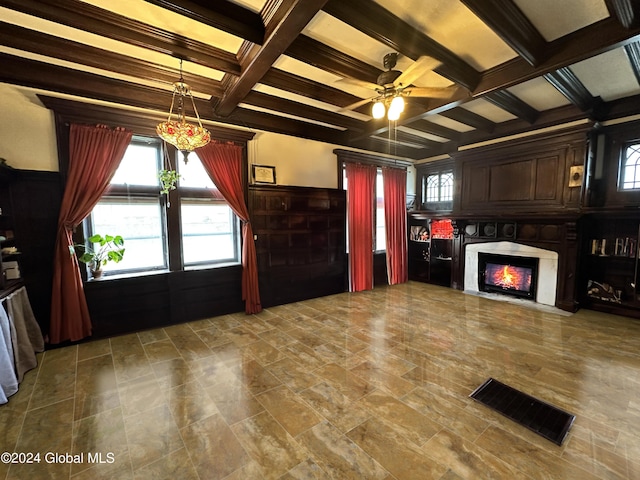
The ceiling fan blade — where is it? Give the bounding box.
[394,56,442,87]
[403,85,460,99]
[338,97,374,112]
[335,77,380,91]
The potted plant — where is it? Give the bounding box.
[158,169,180,207]
[73,234,125,278]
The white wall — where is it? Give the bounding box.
[0,85,58,172]
[248,131,339,188]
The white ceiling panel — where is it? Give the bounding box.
[273,55,375,100]
[571,48,640,101]
[425,114,476,132]
[303,11,396,71]
[81,0,244,53]
[512,0,609,41]
[508,77,572,111]
[461,98,518,123]
[397,126,449,143]
[374,0,518,70]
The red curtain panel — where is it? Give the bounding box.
[383,167,408,285]
[50,124,132,344]
[345,162,376,292]
[197,141,262,314]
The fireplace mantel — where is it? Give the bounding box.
[453,217,579,312]
[465,242,558,306]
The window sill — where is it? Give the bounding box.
[87,263,242,282]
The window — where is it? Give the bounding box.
[343,165,386,252]
[375,169,386,251]
[83,136,240,276]
[424,171,454,203]
[621,143,640,190]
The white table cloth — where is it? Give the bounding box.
[0,286,44,404]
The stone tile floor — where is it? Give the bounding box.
[1,281,640,479]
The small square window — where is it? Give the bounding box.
[621,143,640,190]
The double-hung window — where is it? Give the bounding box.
[82,136,240,276]
[343,165,386,252]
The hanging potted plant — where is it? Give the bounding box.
[158,142,181,207]
[73,234,125,278]
[158,168,180,195]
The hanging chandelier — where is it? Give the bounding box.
[157,59,210,162]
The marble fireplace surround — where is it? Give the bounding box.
[464,241,559,306]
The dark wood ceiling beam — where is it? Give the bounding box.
[1,53,189,112]
[423,104,589,157]
[606,0,640,29]
[260,69,366,109]
[379,130,443,150]
[460,0,547,66]
[322,0,480,91]
[2,52,422,157]
[476,17,640,95]
[213,0,328,117]
[624,41,640,85]
[544,67,600,112]
[244,90,365,131]
[286,35,381,85]
[439,108,496,132]
[404,119,462,141]
[348,137,421,159]
[142,0,265,44]
[0,0,240,74]
[0,22,225,97]
[484,90,539,123]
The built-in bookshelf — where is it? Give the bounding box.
[581,212,640,317]
[408,215,453,287]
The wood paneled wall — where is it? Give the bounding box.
[454,128,587,215]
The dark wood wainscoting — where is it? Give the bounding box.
[84,266,244,339]
[2,170,62,335]
[249,185,347,307]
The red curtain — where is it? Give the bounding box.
[383,167,408,285]
[197,140,262,314]
[50,124,132,344]
[345,163,376,292]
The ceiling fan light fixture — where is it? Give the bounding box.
[389,95,405,114]
[387,107,401,121]
[372,100,386,119]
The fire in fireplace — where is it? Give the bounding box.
[478,253,539,300]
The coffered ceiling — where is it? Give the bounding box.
[2,0,640,160]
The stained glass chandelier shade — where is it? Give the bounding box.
[157,61,210,158]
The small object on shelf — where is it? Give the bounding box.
[2,260,20,280]
[587,280,621,304]
[410,225,429,242]
[431,219,453,239]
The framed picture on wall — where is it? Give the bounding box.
[252,165,276,184]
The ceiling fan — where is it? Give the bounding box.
[338,53,459,119]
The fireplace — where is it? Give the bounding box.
[478,253,539,300]
[464,242,559,307]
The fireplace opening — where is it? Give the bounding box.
[478,253,539,300]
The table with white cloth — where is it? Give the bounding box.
[0,285,44,404]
